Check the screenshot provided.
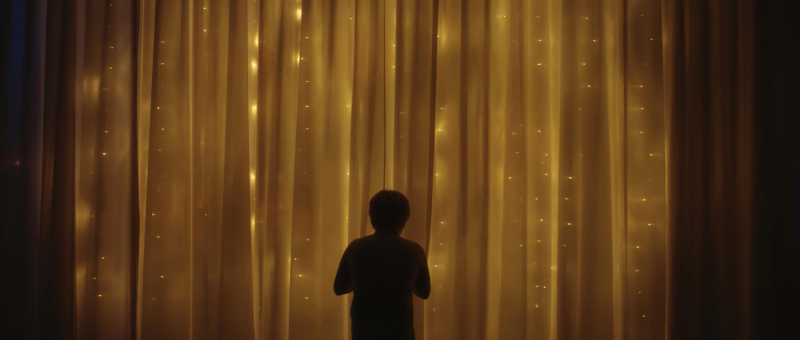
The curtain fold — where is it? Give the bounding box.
[662,0,755,338]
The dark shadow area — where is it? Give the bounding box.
[753,1,800,338]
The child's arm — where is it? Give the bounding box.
[412,245,431,299]
[333,247,354,295]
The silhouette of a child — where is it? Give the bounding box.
[334,190,431,340]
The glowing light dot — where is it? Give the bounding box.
[102,152,107,156]
[508,176,512,179]
[537,63,542,66]
[98,294,102,297]
[294,258,297,260]
[110,46,114,49]
[636,246,640,249]
[101,257,105,260]
[156,235,160,238]
[298,274,303,277]
[434,265,438,267]
[157,107,160,110]
[520,244,523,247]
[306,238,309,241]
[642,199,647,202]
[305,297,309,299]
[568,176,572,179]
[160,275,164,278]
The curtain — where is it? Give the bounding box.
[4,0,790,340]
[662,0,755,338]
[133,0,669,338]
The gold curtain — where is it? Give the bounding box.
[74,0,668,339]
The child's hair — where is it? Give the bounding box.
[368,190,410,233]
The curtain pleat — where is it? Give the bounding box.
[75,0,138,338]
[662,0,755,339]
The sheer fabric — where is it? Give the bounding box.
[3,0,677,339]
[129,0,668,338]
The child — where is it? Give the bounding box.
[334,190,431,340]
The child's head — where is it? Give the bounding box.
[368,190,410,233]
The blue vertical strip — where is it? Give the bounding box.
[1,0,37,338]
